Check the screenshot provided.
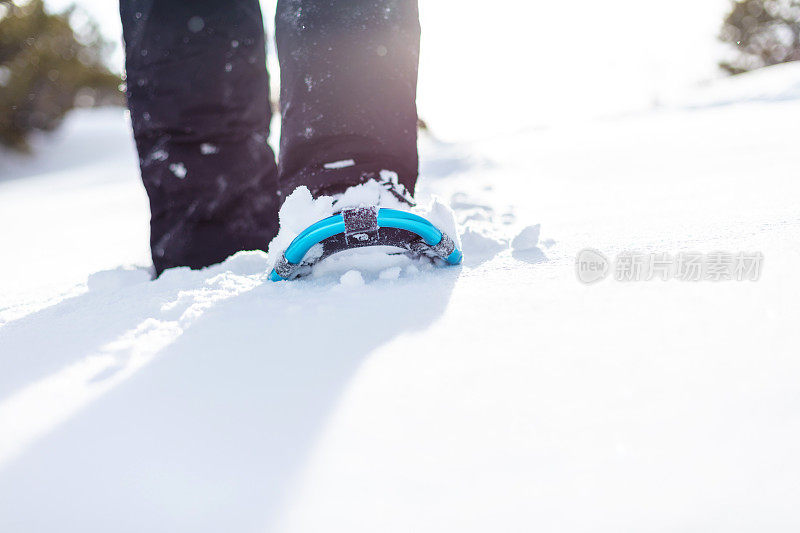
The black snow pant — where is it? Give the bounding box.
[120,0,421,274]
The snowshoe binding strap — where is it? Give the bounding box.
[268,207,463,281]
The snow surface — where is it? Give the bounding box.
[2,64,800,531]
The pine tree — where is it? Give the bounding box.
[720,0,800,74]
[0,0,122,151]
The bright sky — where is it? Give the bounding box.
[45,0,731,141]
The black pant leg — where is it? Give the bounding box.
[121,0,279,274]
[275,0,421,199]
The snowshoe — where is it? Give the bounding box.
[268,206,463,281]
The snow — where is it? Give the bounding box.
[200,143,219,155]
[378,267,402,281]
[458,224,507,266]
[511,224,540,251]
[2,63,800,531]
[338,270,365,288]
[674,60,800,109]
[323,159,355,170]
[168,162,187,179]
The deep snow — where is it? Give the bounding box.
[1,64,800,532]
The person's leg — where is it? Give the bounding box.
[274,0,421,199]
[121,0,279,274]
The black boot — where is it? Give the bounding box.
[274,0,421,199]
[121,0,279,275]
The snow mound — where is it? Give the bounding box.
[511,224,540,251]
[510,224,548,264]
[458,224,507,265]
[678,61,800,109]
[86,266,151,292]
[338,270,365,288]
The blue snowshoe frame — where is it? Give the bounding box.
[269,207,463,281]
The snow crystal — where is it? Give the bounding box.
[323,159,355,170]
[150,149,168,162]
[169,163,187,179]
[200,143,219,155]
[224,63,233,73]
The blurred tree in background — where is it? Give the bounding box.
[720,0,800,74]
[0,0,122,151]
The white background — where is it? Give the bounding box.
[44,0,732,139]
